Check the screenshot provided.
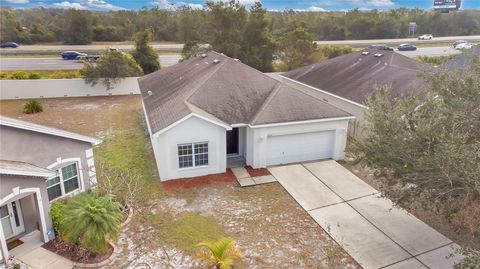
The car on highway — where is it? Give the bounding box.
[452,40,468,48]
[60,51,87,60]
[0,42,19,48]
[455,42,475,50]
[368,44,394,51]
[397,43,417,51]
[418,34,433,40]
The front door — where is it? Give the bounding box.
[226,128,239,155]
[0,200,25,240]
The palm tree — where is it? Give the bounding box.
[195,237,242,269]
[62,192,123,253]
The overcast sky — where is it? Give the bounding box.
[0,0,478,11]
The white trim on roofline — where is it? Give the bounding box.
[249,116,355,129]
[280,75,368,109]
[153,113,232,137]
[0,168,56,178]
[0,116,102,145]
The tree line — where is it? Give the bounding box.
[1,5,480,45]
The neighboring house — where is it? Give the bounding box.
[139,51,354,181]
[0,116,101,261]
[443,45,480,70]
[280,49,426,136]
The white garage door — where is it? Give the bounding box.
[266,131,335,166]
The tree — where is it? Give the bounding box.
[62,10,93,45]
[351,57,480,229]
[206,0,247,58]
[181,40,203,61]
[240,2,275,72]
[195,237,242,269]
[278,24,316,70]
[61,193,123,253]
[80,50,143,91]
[131,29,160,74]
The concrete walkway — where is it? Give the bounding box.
[268,160,465,269]
[10,231,73,269]
[231,167,277,187]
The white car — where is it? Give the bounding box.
[455,43,475,50]
[418,34,433,40]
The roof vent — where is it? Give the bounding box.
[233,58,241,62]
[213,59,220,64]
[374,53,383,57]
[361,51,370,55]
[201,54,207,58]
[147,90,153,96]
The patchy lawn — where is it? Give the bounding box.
[0,96,359,269]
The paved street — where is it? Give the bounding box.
[396,46,461,57]
[0,54,181,71]
[0,43,183,52]
[268,160,465,269]
[315,35,480,45]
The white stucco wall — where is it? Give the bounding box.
[151,116,227,181]
[247,119,350,168]
[280,76,367,136]
[0,77,140,100]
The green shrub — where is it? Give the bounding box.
[62,193,123,254]
[23,99,43,114]
[47,71,82,79]
[50,201,67,235]
[0,72,7,79]
[28,72,42,79]
[317,45,353,59]
[10,71,29,80]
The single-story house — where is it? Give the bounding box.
[139,51,354,181]
[279,49,426,136]
[0,116,101,261]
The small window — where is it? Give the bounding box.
[46,162,81,201]
[178,142,208,168]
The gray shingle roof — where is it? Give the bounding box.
[442,46,480,71]
[0,160,56,178]
[139,51,352,134]
[283,49,427,105]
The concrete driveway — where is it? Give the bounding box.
[268,160,464,269]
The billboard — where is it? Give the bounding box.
[434,0,461,10]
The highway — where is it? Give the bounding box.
[396,46,460,57]
[315,35,480,46]
[0,43,184,53]
[0,54,182,71]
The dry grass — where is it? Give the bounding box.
[0,96,359,269]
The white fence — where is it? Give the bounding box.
[0,77,141,100]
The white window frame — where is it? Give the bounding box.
[177,142,209,170]
[46,162,82,202]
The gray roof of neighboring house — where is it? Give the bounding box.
[442,46,480,70]
[283,49,427,105]
[139,51,352,134]
[0,160,56,178]
[0,116,101,145]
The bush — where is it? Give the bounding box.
[9,71,29,80]
[47,71,82,79]
[23,99,43,114]
[0,72,7,79]
[50,201,67,236]
[62,193,123,254]
[28,72,42,79]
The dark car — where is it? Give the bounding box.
[397,43,417,51]
[368,44,394,51]
[0,42,19,48]
[60,51,87,60]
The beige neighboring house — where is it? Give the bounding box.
[139,51,354,181]
[280,49,427,136]
[0,116,101,262]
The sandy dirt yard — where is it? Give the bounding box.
[1,96,360,269]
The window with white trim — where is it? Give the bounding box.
[178,142,208,168]
[46,162,80,201]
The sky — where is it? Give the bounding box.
[0,0,479,12]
